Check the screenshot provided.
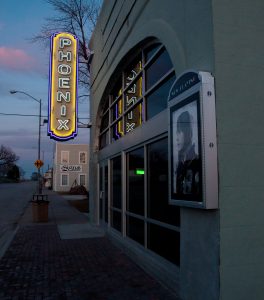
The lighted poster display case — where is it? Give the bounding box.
[168,71,218,209]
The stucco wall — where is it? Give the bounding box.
[212,1,264,299]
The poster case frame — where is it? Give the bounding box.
[168,70,218,209]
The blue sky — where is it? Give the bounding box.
[0,0,90,178]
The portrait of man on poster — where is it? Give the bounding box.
[171,99,202,201]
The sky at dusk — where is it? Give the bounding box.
[0,0,90,178]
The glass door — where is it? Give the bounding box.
[99,161,108,224]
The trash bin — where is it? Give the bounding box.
[32,194,49,222]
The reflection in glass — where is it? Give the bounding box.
[125,102,142,134]
[99,131,109,149]
[144,43,161,63]
[111,156,122,209]
[111,79,122,103]
[126,216,144,245]
[125,77,142,110]
[112,99,123,121]
[99,166,103,220]
[124,57,142,87]
[104,165,108,223]
[100,112,109,133]
[146,74,176,120]
[111,210,122,232]
[145,48,173,90]
[127,147,144,216]
[112,119,124,141]
[147,138,180,226]
[148,223,180,265]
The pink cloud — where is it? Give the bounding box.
[0,47,36,72]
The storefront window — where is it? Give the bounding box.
[99,42,175,149]
[111,156,122,209]
[127,147,144,216]
[124,56,142,86]
[112,120,124,141]
[126,216,144,245]
[112,99,123,122]
[99,131,109,149]
[147,138,180,226]
[110,156,122,232]
[111,210,122,232]
[147,223,180,265]
[111,79,122,103]
[125,102,143,134]
[100,112,109,132]
[146,73,176,120]
[145,48,174,90]
[144,43,161,63]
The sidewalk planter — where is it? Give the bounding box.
[31,194,49,222]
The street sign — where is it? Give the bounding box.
[34,159,44,169]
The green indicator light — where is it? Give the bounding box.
[135,169,144,175]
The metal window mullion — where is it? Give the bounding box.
[144,68,175,97]
[99,126,109,136]
[122,151,126,237]
[144,144,147,249]
[110,115,123,127]
[125,152,129,236]
[122,70,125,136]
[123,97,143,116]
[143,44,164,69]
[147,218,180,232]
[110,94,122,108]
[107,159,111,228]
[108,96,111,145]
[96,163,100,225]
[142,58,146,123]
[125,211,145,221]
[123,69,143,94]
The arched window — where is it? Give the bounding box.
[99,42,176,149]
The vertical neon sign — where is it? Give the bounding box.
[48,32,78,141]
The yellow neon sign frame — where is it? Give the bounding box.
[48,32,78,141]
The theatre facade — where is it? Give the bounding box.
[88,1,264,299]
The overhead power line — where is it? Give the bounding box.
[0,113,90,120]
[0,112,48,117]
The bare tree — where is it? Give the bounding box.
[32,0,101,90]
[0,145,19,167]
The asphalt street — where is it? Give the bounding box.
[0,181,36,258]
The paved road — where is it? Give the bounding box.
[0,181,36,257]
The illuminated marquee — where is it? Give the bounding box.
[114,61,142,139]
[48,32,78,141]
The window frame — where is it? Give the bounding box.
[79,173,86,186]
[61,173,69,186]
[61,151,69,164]
[99,41,175,149]
[79,151,87,164]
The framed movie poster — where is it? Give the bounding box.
[168,71,218,209]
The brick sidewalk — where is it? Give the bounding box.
[0,224,179,300]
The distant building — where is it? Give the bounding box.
[43,168,53,189]
[53,143,89,192]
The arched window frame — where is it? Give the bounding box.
[99,41,176,149]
